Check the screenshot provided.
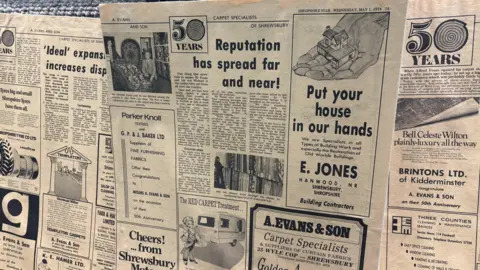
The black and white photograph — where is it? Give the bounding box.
[395,97,480,130]
[103,32,172,93]
[292,13,389,80]
[0,138,38,180]
[105,136,112,154]
[214,153,284,197]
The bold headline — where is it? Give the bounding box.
[192,38,282,89]
[179,196,241,211]
[394,130,477,148]
[118,230,176,270]
[43,45,107,77]
[263,215,351,239]
[292,86,373,137]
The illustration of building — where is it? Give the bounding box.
[47,146,91,201]
[317,26,357,69]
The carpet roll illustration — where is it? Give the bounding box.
[395,97,479,130]
[434,19,468,53]
[0,138,38,180]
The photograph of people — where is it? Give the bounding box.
[214,153,284,197]
[103,32,172,93]
[142,50,157,83]
[214,156,226,189]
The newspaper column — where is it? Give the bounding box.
[100,1,408,270]
[381,0,480,269]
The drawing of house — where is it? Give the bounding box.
[318,26,357,69]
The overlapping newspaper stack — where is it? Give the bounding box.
[1,0,453,269]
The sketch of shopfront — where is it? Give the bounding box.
[47,146,91,201]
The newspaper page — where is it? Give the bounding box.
[100,0,407,269]
[0,14,115,270]
[381,0,480,269]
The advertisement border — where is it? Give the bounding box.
[95,133,115,210]
[248,204,368,270]
[286,11,391,218]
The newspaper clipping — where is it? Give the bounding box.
[0,14,114,270]
[100,0,407,269]
[382,0,480,269]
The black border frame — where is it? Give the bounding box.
[248,204,368,270]
[286,12,391,218]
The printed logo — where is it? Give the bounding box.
[403,16,474,67]
[170,16,208,53]
[0,188,39,240]
[0,27,16,56]
[392,216,412,235]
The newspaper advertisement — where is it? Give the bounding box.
[100,0,407,269]
[381,0,480,269]
[0,14,115,270]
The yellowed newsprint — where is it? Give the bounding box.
[0,14,115,270]
[380,0,480,269]
[100,0,407,269]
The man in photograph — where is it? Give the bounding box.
[141,50,157,83]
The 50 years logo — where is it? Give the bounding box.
[0,27,16,56]
[403,16,474,67]
[170,16,208,53]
